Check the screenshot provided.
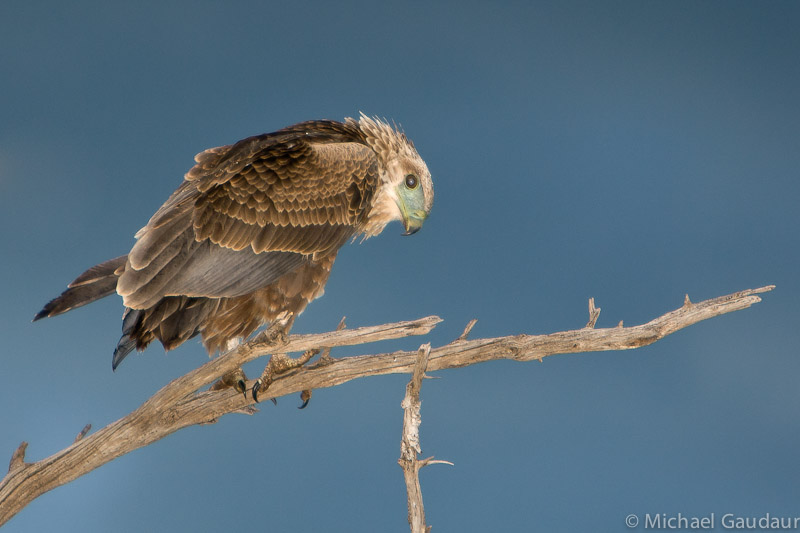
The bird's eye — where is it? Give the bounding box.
[405,174,418,189]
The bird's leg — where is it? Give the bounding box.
[210,338,248,397]
[251,311,294,345]
[251,348,319,403]
[250,316,344,404]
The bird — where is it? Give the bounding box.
[34,114,434,384]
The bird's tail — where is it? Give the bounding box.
[33,255,128,321]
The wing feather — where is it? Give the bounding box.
[164,245,305,299]
[192,139,378,255]
[117,121,379,310]
[120,232,199,308]
[128,205,194,269]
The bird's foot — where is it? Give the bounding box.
[251,348,319,403]
[210,367,248,398]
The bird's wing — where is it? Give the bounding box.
[117,126,379,309]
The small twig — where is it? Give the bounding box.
[73,425,91,444]
[419,457,454,467]
[585,297,601,328]
[8,443,27,473]
[456,319,478,341]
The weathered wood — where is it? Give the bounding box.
[0,286,774,525]
[399,344,433,533]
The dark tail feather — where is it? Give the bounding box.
[34,255,128,321]
[111,297,209,370]
[112,337,137,370]
[112,307,142,370]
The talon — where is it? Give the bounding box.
[235,379,247,399]
[251,378,277,405]
[298,389,312,409]
[252,379,262,403]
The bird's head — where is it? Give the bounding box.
[389,157,433,236]
[355,114,434,237]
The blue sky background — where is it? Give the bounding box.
[2,1,799,531]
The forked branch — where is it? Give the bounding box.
[399,343,454,533]
[0,285,774,525]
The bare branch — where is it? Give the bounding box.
[0,315,440,525]
[399,344,432,533]
[0,285,774,525]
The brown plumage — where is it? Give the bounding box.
[35,114,434,369]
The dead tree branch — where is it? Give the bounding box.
[400,343,432,533]
[398,342,455,533]
[0,285,773,525]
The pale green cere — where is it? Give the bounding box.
[396,177,428,235]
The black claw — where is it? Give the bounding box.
[298,398,310,410]
[252,379,262,403]
[235,379,247,399]
[252,379,277,405]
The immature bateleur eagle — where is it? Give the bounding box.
[35,114,434,378]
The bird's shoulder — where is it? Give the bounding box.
[142,121,378,235]
[179,121,381,253]
[185,120,373,189]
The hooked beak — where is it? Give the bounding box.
[402,211,427,236]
